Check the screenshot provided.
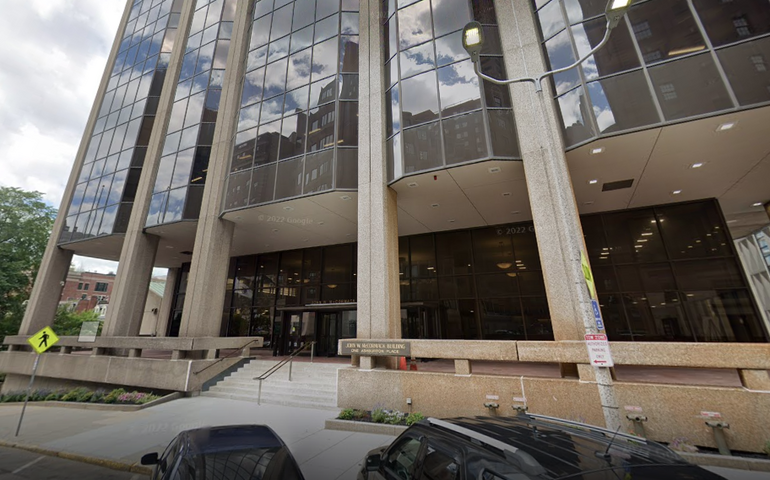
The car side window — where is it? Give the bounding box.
[383,436,424,480]
[419,443,460,480]
[159,439,184,480]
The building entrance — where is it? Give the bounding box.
[273,307,357,357]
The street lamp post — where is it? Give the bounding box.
[463,0,632,92]
[462,0,633,430]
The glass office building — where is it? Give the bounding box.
[27,0,769,353]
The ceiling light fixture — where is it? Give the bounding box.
[488,166,501,173]
[408,182,419,188]
[753,202,763,207]
[506,272,517,278]
[672,190,682,195]
[340,195,351,200]
[690,163,703,169]
[496,262,513,270]
[431,203,440,208]
[641,232,653,236]
[448,219,456,223]
[589,179,598,184]
[716,122,736,131]
[284,206,294,211]
[591,147,604,155]
[502,192,511,197]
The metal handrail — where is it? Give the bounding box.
[253,341,316,404]
[193,338,262,375]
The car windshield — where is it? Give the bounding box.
[181,445,304,480]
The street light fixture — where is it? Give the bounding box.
[461,0,634,92]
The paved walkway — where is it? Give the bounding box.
[0,446,142,480]
[1,397,768,480]
[0,396,390,480]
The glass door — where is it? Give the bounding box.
[317,312,340,356]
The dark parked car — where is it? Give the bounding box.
[141,424,304,480]
[359,414,726,480]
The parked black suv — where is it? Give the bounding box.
[359,414,725,480]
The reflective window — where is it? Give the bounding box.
[628,0,706,65]
[586,70,660,133]
[572,19,639,80]
[556,86,596,146]
[398,0,432,50]
[401,70,439,126]
[717,37,770,107]
[403,122,442,173]
[693,0,770,47]
[437,60,481,116]
[442,111,487,165]
[648,53,732,120]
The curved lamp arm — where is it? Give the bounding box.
[472,18,613,93]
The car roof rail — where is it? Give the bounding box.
[525,414,646,443]
[426,418,547,476]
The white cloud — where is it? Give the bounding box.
[0,1,124,206]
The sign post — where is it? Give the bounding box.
[15,326,59,436]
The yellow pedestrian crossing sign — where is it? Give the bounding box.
[28,327,59,354]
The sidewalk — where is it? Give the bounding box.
[0,396,392,480]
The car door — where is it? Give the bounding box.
[154,437,184,480]
[374,435,427,480]
[418,439,462,480]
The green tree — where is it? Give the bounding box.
[53,308,101,336]
[0,187,57,340]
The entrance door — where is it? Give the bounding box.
[403,305,439,339]
[317,312,340,356]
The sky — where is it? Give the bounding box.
[0,1,165,276]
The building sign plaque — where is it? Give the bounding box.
[339,340,410,356]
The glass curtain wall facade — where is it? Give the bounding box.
[224,0,360,210]
[535,0,770,147]
[209,200,766,344]
[147,0,239,226]
[61,0,184,243]
[384,0,520,182]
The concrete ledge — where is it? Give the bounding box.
[325,419,408,436]
[0,439,152,475]
[0,392,181,411]
[679,452,770,472]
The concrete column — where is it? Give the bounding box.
[493,0,620,429]
[356,0,402,361]
[103,0,198,337]
[154,267,179,337]
[19,0,135,335]
[177,0,252,337]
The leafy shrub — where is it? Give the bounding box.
[406,413,425,426]
[338,408,355,420]
[353,409,367,420]
[115,391,160,404]
[61,387,89,402]
[0,391,23,402]
[44,391,65,401]
[103,388,126,404]
[30,389,52,401]
[372,408,387,424]
[385,410,405,425]
[89,389,107,403]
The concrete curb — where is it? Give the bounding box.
[0,439,152,475]
[679,452,770,472]
[325,419,408,436]
[0,392,181,411]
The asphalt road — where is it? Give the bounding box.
[0,446,148,480]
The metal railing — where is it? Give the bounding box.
[194,338,263,375]
[253,341,316,405]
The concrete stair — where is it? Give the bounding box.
[202,359,345,410]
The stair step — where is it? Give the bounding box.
[207,386,336,401]
[201,391,338,410]
[208,385,337,398]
